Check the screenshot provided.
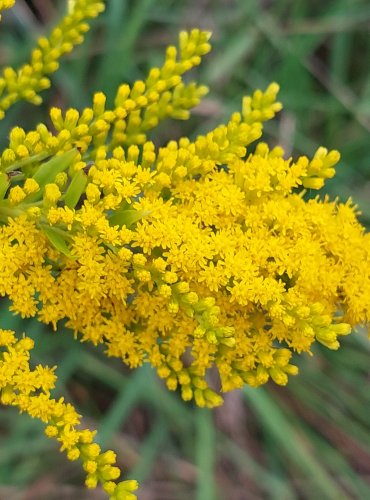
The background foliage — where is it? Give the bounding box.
[0,1,369,498]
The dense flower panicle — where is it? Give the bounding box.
[0,3,369,497]
[0,33,211,170]
[0,329,138,499]
[0,28,369,409]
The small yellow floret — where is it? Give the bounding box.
[8,185,26,204]
[44,183,62,203]
[24,178,39,194]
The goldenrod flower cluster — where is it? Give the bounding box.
[0,0,104,118]
[0,329,138,499]
[0,1,369,497]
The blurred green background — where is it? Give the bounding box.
[0,1,370,499]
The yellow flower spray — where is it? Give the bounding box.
[0,329,137,498]
[0,1,369,497]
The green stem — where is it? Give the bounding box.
[0,204,24,222]
[3,152,50,174]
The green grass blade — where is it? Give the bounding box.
[244,387,346,499]
[195,408,217,500]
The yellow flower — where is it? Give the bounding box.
[0,0,105,119]
[0,329,137,499]
[0,0,15,20]
[0,14,369,499]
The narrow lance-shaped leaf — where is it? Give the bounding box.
[33,149,77,188]
[41,226,73,258]
[64,170,87,209]
[109,209,151,228]
[0,173,9,200]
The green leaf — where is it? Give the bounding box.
[32,149,77,188]
[0,173,10,200]
[97,366,150,447]
[244,387,346,499]
[196,409,217,500]
[109,208,150,228]
[63,169,87,208]
[131,418,168,482]
[41,226,73,258]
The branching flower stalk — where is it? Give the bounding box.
[0,329,138,498]
[0,1,369,498]
[0,0,105,118]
